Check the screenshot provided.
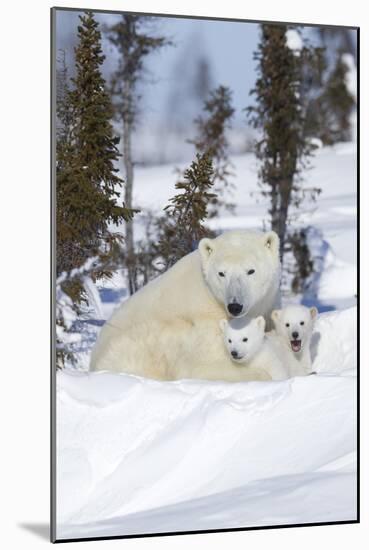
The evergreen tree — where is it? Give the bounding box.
[158,153,216,268]
[285,227,314,294]
[56,11,135,302]
[247,24,319,261]
[190,85,235,217]
[105,15,170,294]
[165,39,213,136]
[318,27,357,62]
[304,51,355,145]
[193,56,213,105]
[56,49,72,146]
[321,53,355,143]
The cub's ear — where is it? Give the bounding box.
[219,319,227,332]
[256,316,266,331]
[271,309,280,325]
[199,238,215,263]
[263,231,279,253]
[310,306,318,319]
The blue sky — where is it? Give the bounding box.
[55,9,357,129]
[56,10,265,125]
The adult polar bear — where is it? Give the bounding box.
[90,230,281,381]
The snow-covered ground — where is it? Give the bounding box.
[56,308,357,539]
[56,142,357,538]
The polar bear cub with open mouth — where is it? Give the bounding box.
[270,304,318,376]
[219,316,289,381]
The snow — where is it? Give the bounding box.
[309,137,323,149]
[342,53,357,100]
[82,276,104,320]
[341,53,357,143]
[57,143,357,538]
[286,29,303,53]
[56,307,357,539]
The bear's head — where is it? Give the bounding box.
[219,315,266,363]
[271,304,318,354]
[199,230,280,317]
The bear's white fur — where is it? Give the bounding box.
[220,316,289,380]
[90,230,281,381]
[269,304,318,376]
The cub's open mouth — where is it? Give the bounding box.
[290,340,302,352]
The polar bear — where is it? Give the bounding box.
[90,230,281,381]
[220,316,289,380]
[269,304,318,376]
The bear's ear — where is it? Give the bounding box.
[271,309,280,325]
[263,231,279,253]
[310,306,318,319]
[219,319,227,332]
[199,238,215,263]
[256,316,266,331]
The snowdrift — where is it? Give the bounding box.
[56,307,357,539]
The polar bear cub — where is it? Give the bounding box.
[270,304,318,376]
[219,316,289,381]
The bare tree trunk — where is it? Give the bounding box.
[276,181,293,265]
[122,79,136,295]
[270,181,279,232]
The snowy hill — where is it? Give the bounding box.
[56,307,357,539]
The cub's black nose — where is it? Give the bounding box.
[228,302,243,316]
[231,351,238,359]
[292,331,299,339]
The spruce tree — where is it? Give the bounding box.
[56,49,73,146]
[318,27,356,62]
[304,51,355,145]
[321,53,355,143]
[56,11,135,302]
[105,15,170,294]
[247,25,318,260]
[190,85,235,217]
[285,227,314,293]
[158,153,216,268]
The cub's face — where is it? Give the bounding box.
[272,305,318,353]
[220,316,266,363]
[199,231,280,318]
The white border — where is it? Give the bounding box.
[2,1,366,548]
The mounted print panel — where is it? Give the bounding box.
[51,6,358,542]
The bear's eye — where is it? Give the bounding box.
[228,338,232,343]
[218,271,225,277]
[242,337,248,342]
[247,269,255,275]
[286,323,290,327]
[300,321,305,326]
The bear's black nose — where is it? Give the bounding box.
[231,350,238,359]
[228,302,243,316]
[292,331,299,339]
